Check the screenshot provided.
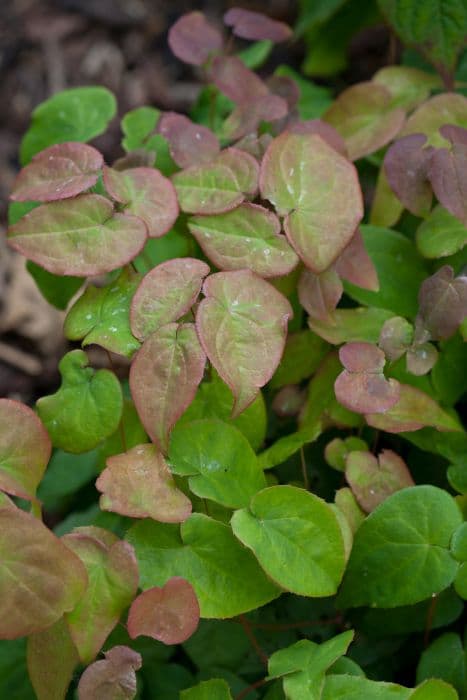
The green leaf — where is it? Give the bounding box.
[410,679,459,700]
[270,330,329,389]
[258,425,321,470]
[338,486,462,608]
[416,633,466,695]
[451,522,467,562]
[274,65,333,119]
[20,86,116,164]
[38,448,99,512]
[432,334,467,405]
[238,40,273,69]
[64,268,141,358]
[417,206,467,259]
[126,514,280,618]
[308,306,394,344]
[323,674,410,699]
[169,419,266,509]
[0,639,35,699]
[37,349,123,453]
[373,66,441,111]
[121,106,160,152]
[370,167,404,227]
[181,679,233,700]
[231,485,348,596]
[448,462,467,494]
[26,261,84,310]
[27,617,78,700]
[401,93,467,147]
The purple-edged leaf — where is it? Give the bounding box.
[0,506,88,639]
[168,12,223,66]
[7,194,147,276]
[345,449,414,513]
[130,258,209,342]
[188,203,298,278]
[11,142,103,202]
[429,142,467,226]
[63,530,139,663]
[406,342,438,375]
[158,113,220,169]
[365,383,462,433]
[373,66,440,111]
[335,342,400,414]
[27,618,79,700]
[77,646,141,700]
[400,93,467,146]
[103,166,178,238]
[0,398,51,501]
[384,134,434,217]
[334,228,379,291]
[172,147,259,214]
[418,265,467,340]
[379,316,413,361]
[224,8,292,42]
[96,444,192,522]
[323,82,405,161]
[289,120,347,156]
[128,577,200,645]
[233,133,273,160]
[309,306,393,345]
[298,267,343,322]
[260,132,363,273]
[196,270,293,416]
[130,323,206,453]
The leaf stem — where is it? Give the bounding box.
[238,614,268,667]
[300,446,309,490]
[235,678,267,700]
[424,594,438,647]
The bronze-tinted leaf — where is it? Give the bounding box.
[260,132,363,272]
[168,12,223,66]
[378,316,413,361]
[11,142,103,202]
[103,166,178,238]
[0,506,88,639]
[77,645,141,700]
[27,617,79,700]
[224,7,292,42]
[268,75,300,111]
[429,142,467,226]
[345,449,414,513]
[289,119,347,156]
[130,323,206,452]
[0,398,51,501]
[158,113,220,168]
[127,577,200,645]
[334,228,379,291]
[373,66,440,111]
[400,93,467,147]
[417,265,467,340]
[130,258,210,342]
[97,444,192,522]
[384,134,434,217]
[298,267,343,321]
[7,194,147,276]
[196,270,293,416]
[406,342,438,376]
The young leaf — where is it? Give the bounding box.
[128,577,200,645]
[384,134,434,217]
[62,530,139,663]
[103,166,179,238]
[0,506,88,639]
[36,349,123,453]
[96,443,192,522]
[308,306,394,345]
[406,342,439,376]
[7,194,147,276]
[168,12,223,66]
[298,267,343,321]
[260,132,363,272]
[417,205,467,259]
[27,618,79,700]
[126,514,281,617]
[0,398,51,501]
[77,645,141,700]
[289,119,347,156]
[130,323,206,453]
[379,316,414,361]
[338,485,462,608]
[258,424,321,470]
[188,203,299,278]
[429,141,467,226]
[11,142,103,202]
[323,675,410,699]
[416,632,466,692]
[417,266,467,340]
[121,106,160,152]
[181,679,233,700]
[345,449,414,513]
[231,485,348,596]
[172,147,259,215]
[196,270,292,416]
[411,679,459,700]
[158,112,220,168]
[400,93,467,147]
[335,488,366,534]
[64,268,141,358]
[373,66,440,111]
[130,258,209,342]
[334,228,379,291]
[223,8,292,42]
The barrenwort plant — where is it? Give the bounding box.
[2,2,467,698]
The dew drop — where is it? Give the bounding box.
[264,248,270,256]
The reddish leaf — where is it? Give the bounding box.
[168,12,223,66]
[334,228,379,291]
[27,617,79,700]
[289,120,347,157]
[429,142,467,226]
[77,645,141,700]
[130,258,210,342]
[188,203,299,278]
[130,323,206,452]
[11,142,103,202]
[345,449,414,513]
[418,265,467,340]
[268,76,300,112]
[224,8,292,42]
[260,132,363,272]
[233,133,273,160]
[406,342,438,376]
[298,267,343,322]
[158,113,220,169]
[128,577,200,645]
[335,342,400,414]
[0,398,51,501]
[400,93,467,147]
[0,506,87,639]
[97,444,192,522]
[172,147,259,214]
[196,270,293,416]
[7,194,147,276]
[378,316,413,361]
[384,134,434,217]
[272,385,305,417]
[103,166,178,238]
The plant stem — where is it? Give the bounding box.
[235,678,267,700]
[300,446,309,490]
[424,594,438,647]
[238,614,268,667]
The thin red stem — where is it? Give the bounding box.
[238,614,268,667]
[235,678,267,700]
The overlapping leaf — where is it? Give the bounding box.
[168,12,223,66]
[379,316,414,360]
[298,267,343,321]
[158,113,220,168]
[27,618,78,700]
[289,119,347,156]
[429,134,467,226]
[308,306,394,345]
[345,449,414,512]
[400,94,467,146]
[417,205,467,258]
[224,8,292,41]
[77,646,141,700]
[334,228,379,291]
[384,134,434,217]
[417,266,467,340]
[373,66,440,111]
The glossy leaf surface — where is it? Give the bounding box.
[384,134,433,217]
[77,645,141,700]
[158,112,220,168]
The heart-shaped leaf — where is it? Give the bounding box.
[298,267,343,322]
[308,307,394,345]
[345,449,414,513]
[128,577,200,645]
[7,194,147,276]
[223,7,292,42]
[384,134,434,217]
[130,323,206,453]
[96,444,192,522]
[188,203,298,278]
[181,679,233,700]
[260,132,363,272]
[400,94,467,147]
[27,618,79,700]
[196,270,292,416]
[334,228,379,291]
[289,119,347,156]
[379,316,414,361]
[417,205,467,259]
[429,142,467,226]
[373,66,440,111]
[11,142,103,202]
[77,646,141,700]
[406,342,439,376]
[168,12,223,66]
[418,266,467,340]
[158,113,220,168]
